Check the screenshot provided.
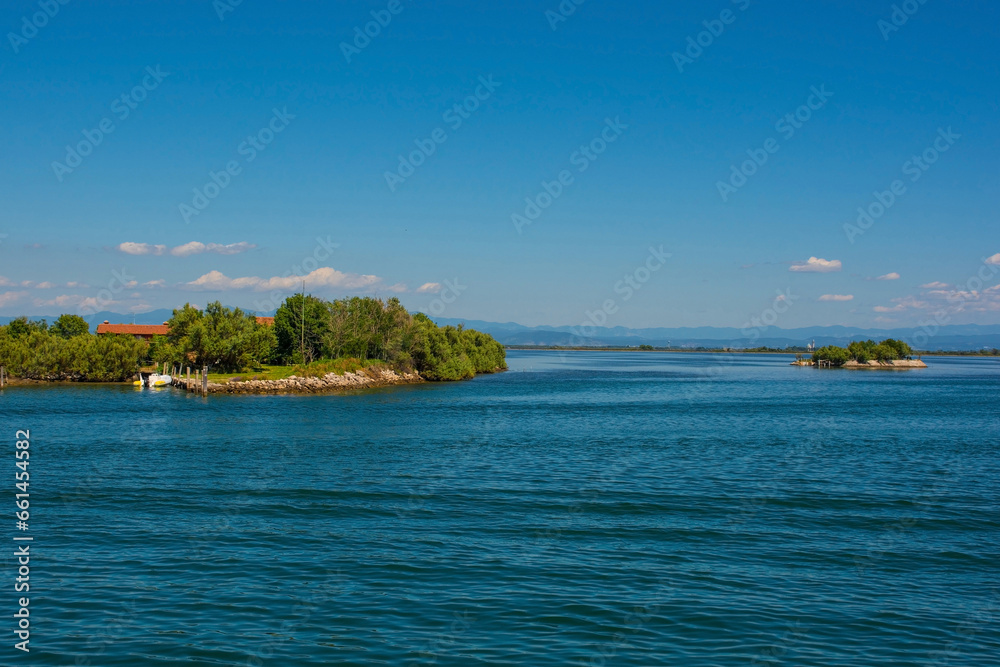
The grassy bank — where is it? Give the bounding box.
[204,358,383,383]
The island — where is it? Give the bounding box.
[792,338,926,369]
[0,296,507,393]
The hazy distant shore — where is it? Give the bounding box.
[503,346,994,357]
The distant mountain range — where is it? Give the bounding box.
[4,311,999,351]
[430,318,1000,351]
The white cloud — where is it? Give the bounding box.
[818,294,854,302]
[117,241,255,257]
[875,272,900,281]
[416,282,442,294]
[170,242,207,257]
[33,294,85,308]
[0,291,28,307]
[184,267,382,292]
[790,257,842,273]
[986,253,1000,266]
[65,281,89,288]
[170,241,256,257]
[1,278,83,289]
[143,280,166,288]
[118,242,167,256]
[78,296,121,312]
[920,281,950,289]
[873,296,928,313]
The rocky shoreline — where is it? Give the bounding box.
[174,368,427,394]
[792,359,927,369]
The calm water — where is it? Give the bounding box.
[4,351,999,665]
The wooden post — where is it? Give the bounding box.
[186,366,191,391]
[202,365,208,396]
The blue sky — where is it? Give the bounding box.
[1,0,997,329]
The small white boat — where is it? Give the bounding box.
[148,374,172,388]
[134,373,172,388]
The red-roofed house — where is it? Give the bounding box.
[96,321,170,340]
[256,316,275,327]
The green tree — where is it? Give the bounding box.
[812,345,849,366]
[50,314,90,338]
[161,302,275,372]
[5,316,48,338]
[0,327,146,381]
[847,340,874,363]
[274,294,329,364]
[882,338,912,359]
[873,343,896,362]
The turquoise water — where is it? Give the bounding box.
[4,351,999,665]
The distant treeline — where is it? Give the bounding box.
[0,297,506,382]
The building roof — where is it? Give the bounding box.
[256,316,275,326]
[96,322,170,336]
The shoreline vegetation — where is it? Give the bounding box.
[0,297,507,393]
[795,338,926,369]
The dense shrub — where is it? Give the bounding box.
[153,302,276,372]
[272,297,506,380]
[0,326,147,381]
[812,338,914,366]
[1,297,505,383]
